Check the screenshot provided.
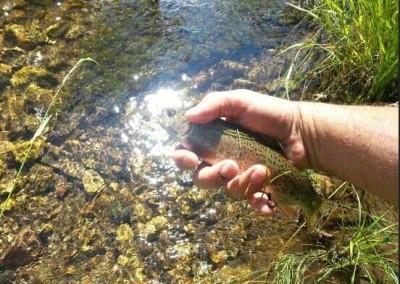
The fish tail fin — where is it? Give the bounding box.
[305,212,319,233]
[305,200,330,234]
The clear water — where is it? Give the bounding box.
[0,0,325,282]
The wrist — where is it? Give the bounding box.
[295,102,321,171]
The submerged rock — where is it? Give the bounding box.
[1,0,26,12]
[0,227,42,270]
[10,66,58,88]
[141,216,169,240]
[116,223,134,242]
[0,63,13,86]
[23,164,55,195]
[82,169,105,194]
[5,136,46,163]
[5,21,49,49]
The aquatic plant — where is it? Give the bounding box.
[0,58,98,219]
[285,0,398,102]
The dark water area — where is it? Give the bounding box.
[0,0,397,283]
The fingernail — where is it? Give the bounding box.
[220,162,237,180]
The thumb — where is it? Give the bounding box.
[185,90,251,123]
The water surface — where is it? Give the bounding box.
[2,0,393,283]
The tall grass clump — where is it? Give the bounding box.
[288,0,398,103]
[267,213,398,283]
[235,184,398,284]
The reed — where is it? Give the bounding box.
[287,0,398,102]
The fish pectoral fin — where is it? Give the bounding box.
[278,205,299,222]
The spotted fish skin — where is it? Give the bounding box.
[160,108,323,217]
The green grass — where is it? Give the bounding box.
[286,0,398,103]
[229,184,399,284]
[267,213,398,283]
[266,185,398,284]
[0,58,98,219]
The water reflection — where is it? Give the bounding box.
[0,0,330,282]
[143,87,186,117]
[124,87,185,150]
[119,85,196,190]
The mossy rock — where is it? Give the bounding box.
[8,136,46,163]
[0,64,13,88]
[116,224,134,242]
[24,83,54,108]
[10,66,58,88]
[0,64,13,76]
[0,0,27,11]
[23,164,55,195]
[82,169,105,194]
[141,216,169,239]
[5,21,49,49]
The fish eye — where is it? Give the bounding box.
[165,108,176,118]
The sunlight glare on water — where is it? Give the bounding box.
[141,87,188,158]
[120,87,193,185]
[144,87,186,118]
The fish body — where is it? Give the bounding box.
[160,108,323,218]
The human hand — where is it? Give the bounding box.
[172,89,308,216]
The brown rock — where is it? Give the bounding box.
[0,227,42,269]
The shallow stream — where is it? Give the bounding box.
[0,0,396,283]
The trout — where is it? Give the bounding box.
[160,107,323,224]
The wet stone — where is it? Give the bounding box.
[82,169,105,194]
[0,63,13,87]
[1,0,26,12]
[23,164,55,195]
[3,9,26,23]
[10,66,58,88]
[0,227,42,270]
[5,21,49,49]
[141,216,169,240]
